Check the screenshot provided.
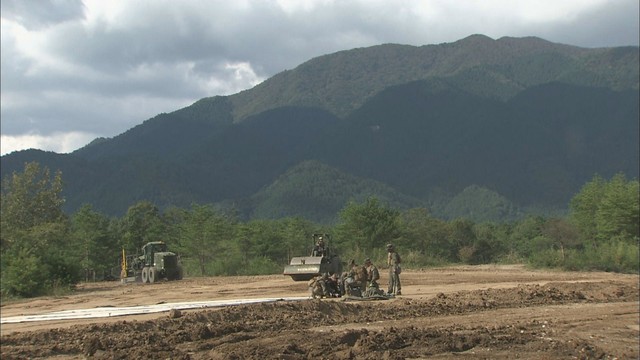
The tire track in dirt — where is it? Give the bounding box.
[1,280,637,359]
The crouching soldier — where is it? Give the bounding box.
[342,260,368,297]
[326,273,341,297]
[308,274,328,299]
[363,258,385,297]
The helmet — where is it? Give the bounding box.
[364,258,371,264]
[386,243,394,249]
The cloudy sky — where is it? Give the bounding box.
[1,0,638,155]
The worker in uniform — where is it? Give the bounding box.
[363,258,382,297]
[309,273,330,298]
[312,236,326,257]
[386,243,402,295]
[343,259,368,296]
[326,273,340,297]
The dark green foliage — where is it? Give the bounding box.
[334,197,401,259]
[74,96,235,160]
[329,80,638,210]
[471,222,510,264]
[508,216,546,258]
[70,204,120,281]
[1,248,47,297]
[526,174,640,272]
[398,208,451,260]
[120,201,168,252]
[249,160,422,224]
[175,203,235,276]
[0,163,80,297]
[442,185,521,221]
[231,35,638,120]
[2,163,638,299]
[565,239,639,273]
[0,162,65,232]
[570,174,639,244]
[594,174,639,243]
[541,218,581,261]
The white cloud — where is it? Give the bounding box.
[1,131,97,155]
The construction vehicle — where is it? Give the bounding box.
[122,241,183,283]
[283,233,342,281]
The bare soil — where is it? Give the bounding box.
[1,264,638,359]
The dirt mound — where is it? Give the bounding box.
[1,279,638,359]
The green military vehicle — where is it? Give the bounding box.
[283,233,342,281]
[128,241,183,283]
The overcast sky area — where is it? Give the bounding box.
[1,0,638,155]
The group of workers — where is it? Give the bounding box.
[310,243,402,298]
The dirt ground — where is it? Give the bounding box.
[1,264,638,359]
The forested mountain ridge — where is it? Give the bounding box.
[1,35,638,222]
[246,160,424,223]
[229,34,638,121]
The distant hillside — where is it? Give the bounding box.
[322,80,639,208]
[248,160,423,224]
[229,35,638,121]
[2,35,638,223]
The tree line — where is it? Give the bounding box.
[1,162,638,298]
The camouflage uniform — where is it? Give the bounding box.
[312,238,326,257]
[386,244,402,295]
[343,260,367,297]
[367,263,379,287]
[364,259,385,297]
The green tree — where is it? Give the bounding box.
[120,200,167,253]
[443,185,520,222]
[279,217,317,261]
[569,174,605,244]
[509,215,545,258]
[399,208,450,258]
[335,197,401,256]
[448,218,477,263]
[541,218,580,261]
[472,222,510,264]
[162,206,189,248]
[570,173,639,244]
[239,220,286,263]
[1,162,66,250]
[0,162,76,297]
[70,204,118,281]
[595,173,639,243]
[179,204,235,276]
[229,219,287,276]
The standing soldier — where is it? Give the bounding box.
[386,243,402,295]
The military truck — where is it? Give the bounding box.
[127,241,183,283]
[283,234,342,281]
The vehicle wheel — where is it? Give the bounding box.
[141,267,149,283]
[148,267,156,283]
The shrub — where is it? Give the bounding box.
[564,238,639,273]
[1,249,48,298]
[237,256,282,275]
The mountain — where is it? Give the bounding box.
[247,160,423,224]
[2,35,638,223]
